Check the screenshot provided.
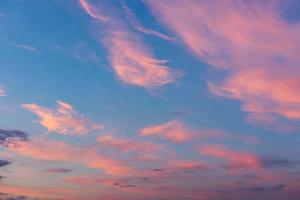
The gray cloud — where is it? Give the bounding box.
[45,168,74,174]
[0,129,29,147]
[236,184,287,193]
[0,159,11,167]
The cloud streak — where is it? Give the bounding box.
[10,138,133,176]
[45,168,74,174]
[121,0,176,41]
[140,120,192,143]
[199,144,260,169]
[97,134,161,153]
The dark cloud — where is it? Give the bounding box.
[0,175,7,179]
[0,194,27,200]
[272,184,287,191]
[154,168,165,172]
[125,184,135,188]
[171,110,188,117]
[0,129,29,148]
[7,196,27,200]
[216,190,230,194]
[260,157,295,168]
[0,159,11,167]
[112,182,136,188]
[236,184,287,193]
[45,168,74,174]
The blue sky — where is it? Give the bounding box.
[0,0,300,200]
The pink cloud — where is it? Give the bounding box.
[106,30,181,88]
[145,0,300,127]
[78,0,109,22]
[121,1,176,41]
[139,120,192,143]
[79,0,181,88]
[0,86,6,96]
[197,129,261,145]
[97,134,161,153]
[199,144,260,169]
[22,101,102,135]
[10,138,132,176]
[0,184,79,200]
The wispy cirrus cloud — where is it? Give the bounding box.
[139,120,192,143]
[78,0,181,89]
[0,36,36,52]
[12,44,36,52]
[145,0,300,128]
[78,0,110,22]
[22,101,102,135]
[120,0,176,41]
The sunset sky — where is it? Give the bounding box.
[0,0,300,199]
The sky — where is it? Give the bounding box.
[0,0,300,199]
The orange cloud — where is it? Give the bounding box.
[22,101,102,135]
[145,0,300,127]
[139,120,192,143]
[79,0,181,88]
[97,134,161,153]
[200,144,260,169]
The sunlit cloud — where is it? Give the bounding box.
[78,0,110,22]
[139,120,192,143]
[79,0,181,88]
[106,30,181,88]
[97,134,161,153]
[199,144,260,169]
[145,0,300,127]
[1,1,299,199]
[10,138,133,176]
[22,101,102,135]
